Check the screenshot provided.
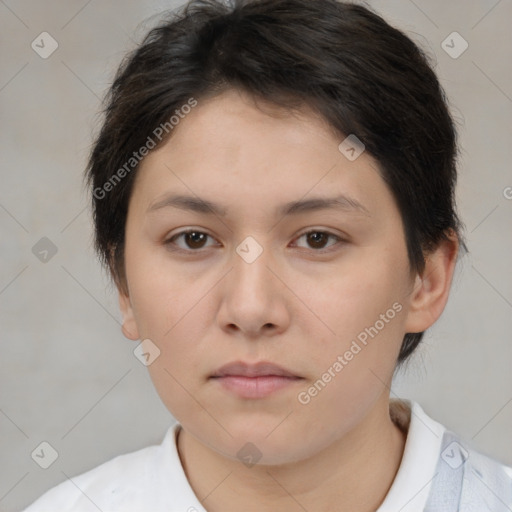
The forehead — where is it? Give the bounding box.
[130,89,394,222]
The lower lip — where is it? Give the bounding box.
[211,375,302,399]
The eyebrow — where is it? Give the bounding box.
[147,193,371,217]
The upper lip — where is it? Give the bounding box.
[210,361,301,378]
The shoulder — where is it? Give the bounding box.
[426,428,512,511]
[382,399,512,512]
[22,425,179,512]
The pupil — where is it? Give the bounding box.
[308,232,326,248]
[187,232,205,248]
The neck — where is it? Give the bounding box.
[177,395,407,512]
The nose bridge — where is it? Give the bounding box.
[217,234,289,335]
[231,234,274,300]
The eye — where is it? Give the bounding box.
[165,229,218,251]
[164,228,345,254]
[292,230,344,251]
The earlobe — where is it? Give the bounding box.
[403,233,459,334]
[118,291,140,341]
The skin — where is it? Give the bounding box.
[118,88,459,512]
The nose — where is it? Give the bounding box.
[215,241,291,339]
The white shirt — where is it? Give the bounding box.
[23,399,512,511]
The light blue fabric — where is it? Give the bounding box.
[425,430,512,511]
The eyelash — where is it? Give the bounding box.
[164,229,346,254]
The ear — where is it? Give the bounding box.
[403,231,459,333]
[118,288,140,341]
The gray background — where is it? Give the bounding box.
[1,0,511,510]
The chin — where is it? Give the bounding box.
[221,425,314,465]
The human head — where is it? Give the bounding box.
[86,0,465,379]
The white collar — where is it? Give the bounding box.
[377,398,446,511]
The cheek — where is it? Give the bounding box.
[318,254,404,334]
[305,250,407,382]
[293,280,405,440]
[125,249,216,381]
[125,241,198,335]
[129,270,214,371]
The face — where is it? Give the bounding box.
[120,88,418,465]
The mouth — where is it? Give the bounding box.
[210,361,304,399]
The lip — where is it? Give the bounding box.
[211,361,300,378]
[210,361,303,399]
